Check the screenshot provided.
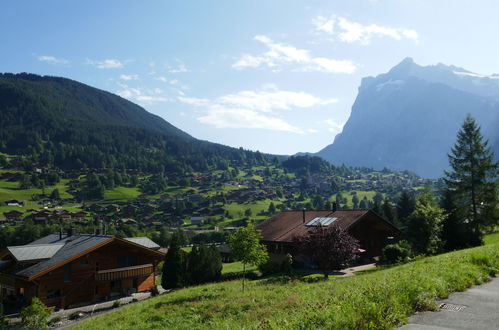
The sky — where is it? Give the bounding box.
[2,0,499,155]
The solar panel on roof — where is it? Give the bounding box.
[305,217,338,227]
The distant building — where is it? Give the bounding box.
[190,216,204,225]
[3,210,24,221]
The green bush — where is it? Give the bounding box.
[112,300,121,308]
[258,260,281,275]
[383,240,413,264]
[19,297,51,330]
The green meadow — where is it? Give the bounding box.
[72,238,499,329]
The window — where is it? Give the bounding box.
[64,263,71,282]
[305,217,338,227]
[47,290,61,299]
[117,256,138,268]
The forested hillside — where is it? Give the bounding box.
[0,73,270,173]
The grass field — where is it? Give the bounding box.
[222,261,257,274]
[104,187,141,201]
[73,241,499,329]
[224,200,274,219]
[0,177,74,214]
[484,232,499,245]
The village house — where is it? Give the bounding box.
[257,208,402,266]
[3,210,24,221]
[4,200,24,207]
[0,230,164,312]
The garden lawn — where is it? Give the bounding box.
[72,242,499,330]
[222,261,257,274]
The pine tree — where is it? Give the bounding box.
[161,233,186,289]
[396,190,416,225]
[443,115,498,244]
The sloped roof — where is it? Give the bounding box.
[16,235,113,279]
[257,210,374,243]
[124,237,160,250]
[8,244,64,262]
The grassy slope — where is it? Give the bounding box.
[0,177,73,215]
[73,242,499,329]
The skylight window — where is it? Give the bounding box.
[305,217,338,227]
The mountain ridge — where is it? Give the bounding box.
[316,58,499,178]
[0,73,270,173]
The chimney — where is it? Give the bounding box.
[67,227,76,237]
[332,202,337,212]
[302,209,306,223]
[59,227,63,240]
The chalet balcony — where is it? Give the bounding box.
[95,264,154,282]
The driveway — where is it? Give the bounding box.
[399,276,499,330]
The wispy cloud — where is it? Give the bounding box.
[198,107,302,133]
[37,55,69,65]
[119,74,138,80]
[233,35,357,74]
[87,58,124,69]
[117,83,170,104]
[179,85,337,133]
[168,64,189,73]
[325,119,343,134]
[312,16,334,34]
[312,15,418,44]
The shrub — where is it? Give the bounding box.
[383,240,413,264]
[258,260,281,275]
[19,297,51,330]
[112,300,121,308]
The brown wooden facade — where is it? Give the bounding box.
[258,209,403,267]
[0,237,164,311]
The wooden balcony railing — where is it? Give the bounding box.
[95,264,153,282]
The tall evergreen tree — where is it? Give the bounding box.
[161,232,186,289]
[396,190,416,225]
[443,115,498,244]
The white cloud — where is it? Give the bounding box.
[312,15,419,44]
[312,16,334,34]
[169,64,189,73]
[233,35,357,74]
[37,55,69,65]
[217,89,337,113]
[87,58,124,69]
[116,85,170,104]
[178,96,211,107]
[120,74,138,80]
[180,85,336,133]
[307,128,319,133]
[198,107,303,133]
[325,119,343,134]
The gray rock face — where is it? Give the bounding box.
[316,58,499,178]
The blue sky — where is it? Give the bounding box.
[2,0,499,155]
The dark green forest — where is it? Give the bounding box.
[0,73,273,173]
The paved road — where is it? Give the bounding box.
[400,276,499,330]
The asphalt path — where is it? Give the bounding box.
[400,276,499,330]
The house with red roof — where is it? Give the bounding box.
[257,207,402,265]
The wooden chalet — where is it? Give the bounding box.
[257,208,402,265]
[3,210,24,221]
[0,230,164,312]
